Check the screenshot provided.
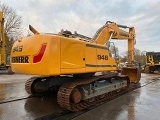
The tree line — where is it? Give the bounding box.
[109,44,146,66]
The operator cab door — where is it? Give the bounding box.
[85,44,97,72]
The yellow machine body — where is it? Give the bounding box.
[11,34,117,75]
[11,21,141,83]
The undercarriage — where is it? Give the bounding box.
[25,72,130,111]
[144,65,160,74]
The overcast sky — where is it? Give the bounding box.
[1,0,160,54]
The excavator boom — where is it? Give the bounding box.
[91,21,135,66]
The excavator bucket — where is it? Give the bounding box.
[121,67,141,83]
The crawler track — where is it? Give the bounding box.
[25,77,37,94]
[57,73,130,112]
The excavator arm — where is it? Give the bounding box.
[91,21,140,83]
[91,21,135,66]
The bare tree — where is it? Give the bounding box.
[1,3,23,39]
[0,3,23,54]
[109,43,119,58]
[120,48,146,65]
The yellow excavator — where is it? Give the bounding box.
[11,21,141,111]
[0,11,12,73]
[144,52,160,73]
